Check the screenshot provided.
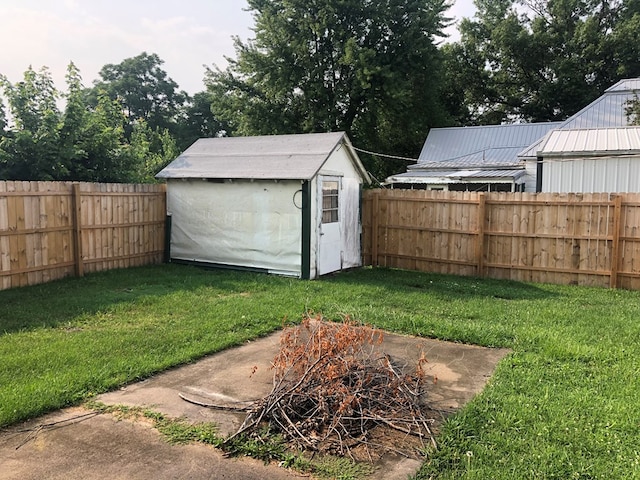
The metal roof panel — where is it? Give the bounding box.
[418,123,561,166]
[606,78,640,92]
[538,127,640,155]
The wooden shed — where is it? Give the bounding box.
[156,132,370,279]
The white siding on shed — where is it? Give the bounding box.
[309,141,365,278]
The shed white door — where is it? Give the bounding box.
[318,176,342,275]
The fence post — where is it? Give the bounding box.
[476,193,486,277]
[610,195,622,289]
[371,190,380,267]
[71,183,84,277]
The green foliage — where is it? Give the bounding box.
[176,91,229,149]
[0,55,196,182]
[0,67,64,180]
[625,94,640,125]
[59,63,144,183]
[93,52,187,136]
[127,120,180,182]
[445,0,640,124]
[206,0,453,179]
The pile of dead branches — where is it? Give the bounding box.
[225,314,436,460]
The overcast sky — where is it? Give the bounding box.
[0,0,476,96]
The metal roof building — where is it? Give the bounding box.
[536,127,640,193]
[157,132,370,279]
[539,127,640,156]
[526,79,640,193]
[386,123,560,191]
[387,77,640,193]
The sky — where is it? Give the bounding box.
[0,0,477,97]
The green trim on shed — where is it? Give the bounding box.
[301,180,312,280]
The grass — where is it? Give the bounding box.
[1,264,640,478]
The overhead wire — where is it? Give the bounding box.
[349,142,639,167]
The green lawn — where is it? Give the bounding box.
[1,264,639,479]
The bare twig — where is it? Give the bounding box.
[10,411,100,450]
[178,393,253,411]
[222,315,438,459]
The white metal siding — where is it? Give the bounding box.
[542,156,640,192]
[523,159,538,192]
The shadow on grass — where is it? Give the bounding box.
[0,264,268,335]
[325,267,558,301]
[0,264,557,335]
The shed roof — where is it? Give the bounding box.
[415,122,561,169]
[157,132,369,182]
[538,127,640,157]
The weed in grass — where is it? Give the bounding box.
[152,415,220,446]
[86,402,223,447]
[311,455,376,480]
[221,426,289,463]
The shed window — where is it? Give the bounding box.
[322,181,339,223]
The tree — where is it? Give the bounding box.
[60,63,150,183]
[176,91,229,149]
[92,52,187,136]
[0,66,63,180]
[127,120,180,182]
[0,61,178,183]
[445,0,640,124]
[206,0,453,179]
[625,94,640,125]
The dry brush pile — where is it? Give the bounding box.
[225,314,437,460]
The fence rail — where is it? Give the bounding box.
[362,190,640,290]
[0,181,166,290]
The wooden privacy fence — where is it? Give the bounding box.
[362,189,640,290]
[0,181,166,291]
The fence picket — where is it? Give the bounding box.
[363,190,640,290]
[0,181,166,290]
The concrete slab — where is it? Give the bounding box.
[0,407,298,480]
[0,329,509,480]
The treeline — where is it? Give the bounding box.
[2,0,640,183]
[0,53,223,183]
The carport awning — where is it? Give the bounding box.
[386,169,526,184]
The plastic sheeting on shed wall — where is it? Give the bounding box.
[167,179,303,275]
[542,156,640,192]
